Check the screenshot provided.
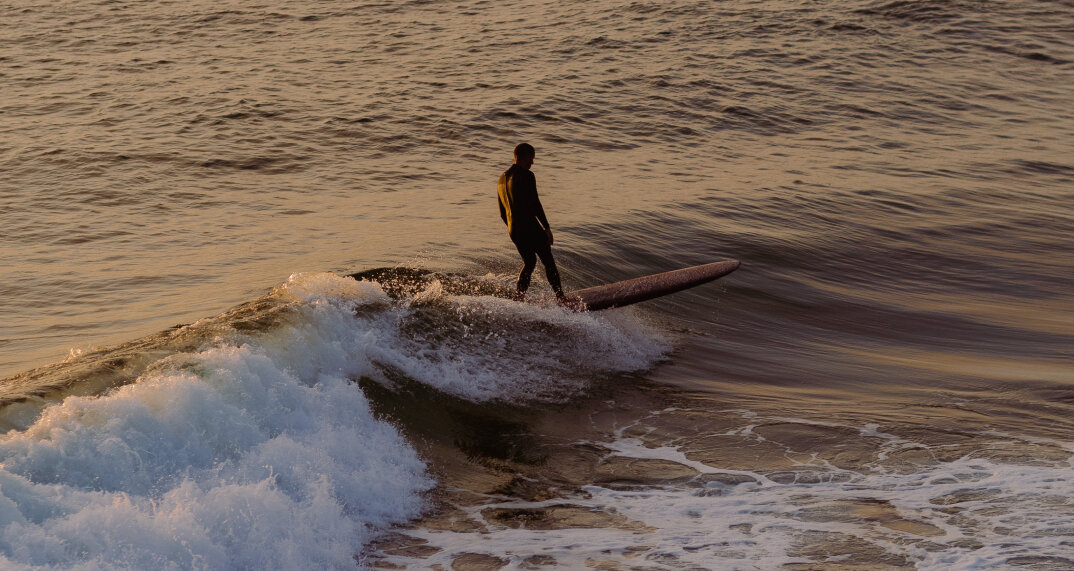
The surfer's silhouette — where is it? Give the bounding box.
[498,143,565,301]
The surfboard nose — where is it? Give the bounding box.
[570,260,740,311]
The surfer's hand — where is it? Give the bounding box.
[546,228,554,246]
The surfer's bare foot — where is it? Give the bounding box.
[556,294,584,311]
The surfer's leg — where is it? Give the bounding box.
[535,242,564,298]
[514,240,537,295]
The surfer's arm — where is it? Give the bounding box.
[519,171,549,231]
[498,195,508,226]
[532,189,550,232]
[529,198,552,245]
[534,204,549,231]
[534,196,553,245]
[529,173,553,244]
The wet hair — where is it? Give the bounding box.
[514,143,535,159]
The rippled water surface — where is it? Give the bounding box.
[2,0,1073,568]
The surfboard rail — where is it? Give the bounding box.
[570,260,740,311]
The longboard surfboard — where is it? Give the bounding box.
[570,260,740,311]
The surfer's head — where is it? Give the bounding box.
[513,143,535,169]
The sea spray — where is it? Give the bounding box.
[304,271,669,403]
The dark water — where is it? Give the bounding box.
[1,0,1073,568]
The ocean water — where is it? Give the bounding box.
[2,0,1073,568]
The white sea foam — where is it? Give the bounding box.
[319,275,669,403]
[379,425,1074,569]
[0,274,431,569]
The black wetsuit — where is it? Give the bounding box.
[498,164,563,296]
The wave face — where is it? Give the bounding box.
[0,273,666,568]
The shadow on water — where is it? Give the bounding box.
[354,364,688,496]
[358,373,549,468]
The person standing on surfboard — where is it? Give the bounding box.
[498,143,565,301]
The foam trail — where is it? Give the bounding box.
[0,274,432,569]
[378,429,1074,569]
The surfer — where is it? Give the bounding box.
[498,143,565,301]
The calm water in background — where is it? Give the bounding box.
[2,0,1073,568]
